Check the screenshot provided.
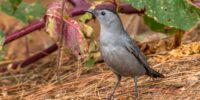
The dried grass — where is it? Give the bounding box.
[1,42,200,100]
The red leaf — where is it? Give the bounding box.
[45,0,87,57]
[188,0,200,8]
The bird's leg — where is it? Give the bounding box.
[133,76,139,98]
[108,74,121,100]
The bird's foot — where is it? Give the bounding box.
[106,95,114,100]
[133,93,139,100]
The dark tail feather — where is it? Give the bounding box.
[146,68,164,78]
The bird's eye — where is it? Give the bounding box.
[101,11,106,15]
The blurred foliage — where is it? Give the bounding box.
[0,30,4,50]
[0,0,45,61]
[124,0,200,32]
[0,0,45,23]
[0,30,5,60]
[143,15,178,35]
[84,58,96,70]
[80,12,93,23]
[83,41,98,69]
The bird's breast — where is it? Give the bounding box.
[100,42,146,77]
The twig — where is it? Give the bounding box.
[4,19,45,45]
[56,0,66,83]
[24,36,30,57]
[0,44,58,73]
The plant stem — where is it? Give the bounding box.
[4,19,45,45]
[0,44,58,73]
[56,0,66,83]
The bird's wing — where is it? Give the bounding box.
[123,37,164,78]
[124,38,149,68]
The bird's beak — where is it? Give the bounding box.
[86,9,98,18]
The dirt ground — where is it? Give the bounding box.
[1,0,200,100]
[0,40,200,100]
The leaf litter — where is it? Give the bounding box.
[0,39,200,100]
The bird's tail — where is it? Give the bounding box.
[146,68,164,78]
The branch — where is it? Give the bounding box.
[4,19,45,45]
[56,0,66,81]
[69,0,91,17]
[118,4,145,14]
[0,44,58,73]
[69,0,145,17]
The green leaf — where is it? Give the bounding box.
[9,0,22,12]
[143,15,178,34]
[1,0,14,15]
[14,1,45,23]
[0,30,5,48]
[26,1,45,21]
[124,0,200,30]
[84,58,95,70]
[1,0,45,23]
[9,0,22,6]
[82,24,94,38]
[0,30,5,60]
[80,12,93,23]
[14,2,29,22]
[125,0,145,9]
[91,41,98,52]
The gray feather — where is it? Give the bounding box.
[90,9,164,78]
[123,34,164,78]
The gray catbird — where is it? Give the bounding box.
[87,9,164,99]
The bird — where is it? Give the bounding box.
[87,8,164,100]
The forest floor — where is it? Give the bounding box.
[1,0,200,100]
[0,39,200,100]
